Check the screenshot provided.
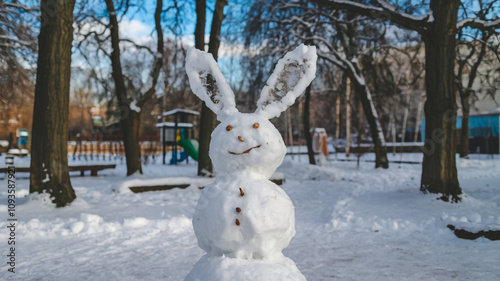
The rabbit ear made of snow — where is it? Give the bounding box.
[256,44,317,119]
[186,47,238,121]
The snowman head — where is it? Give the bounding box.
[186,44,317,178]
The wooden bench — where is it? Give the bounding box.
[0,164,116,177]
[0,167,30,173]
[128,173,285,194]
[129,184,191,193]
[69,164,116,176]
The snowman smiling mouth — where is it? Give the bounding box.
[228,145,262,155]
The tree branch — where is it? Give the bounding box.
[120,38,155,55]
[0,35,32,47]
[3,2,39,13]
[457,18,500,30]
[136,0,164,108]
[312,0,429,33]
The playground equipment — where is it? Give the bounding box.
[156,108,199,165]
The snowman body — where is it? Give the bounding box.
[193,177,295,259]
[184,44,316,281]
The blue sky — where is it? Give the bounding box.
[122,0,215,39]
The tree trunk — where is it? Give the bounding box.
[121,111,142,175]
[326,58,388,167]
[349,73,389,168]
[104,0,143,175]
[420,0,462,201]
[105,0,164,175]
[197,0,227,176]
[459,92,470,158]
[345,77,351,157]
[197,104,215,176]
[30,0,76,207]
[401,93,411,146]
[335,95,340,141]
[357,89,388,168]
[457,35,488,159]
[194,0,206,51]
[195,0,212,176]
[303,85,316,165]
[414,93,425,142]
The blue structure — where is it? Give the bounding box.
[421,111,500,154]
[17,129,28,147]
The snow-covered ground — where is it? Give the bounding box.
[0,152,499,280]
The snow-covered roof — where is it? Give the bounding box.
[311,128,327,133]
[473,107,500,117]
[155,122,194,128]
[162,108,199,116]
[487,107,500,114]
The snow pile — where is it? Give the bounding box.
[112,175,214,194]
[18,212,191,238]
[442,212,500,232]
[185,44,317,281]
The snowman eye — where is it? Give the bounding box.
[226,125,233,131]
[253,123,259,129]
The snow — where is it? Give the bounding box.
[129,100,141,113]
[457,18,500,29]
[185,255,306,281]
[0,153,499,280]
[6,148,29,155]
[112,175,213,194]
[376,0,396,12]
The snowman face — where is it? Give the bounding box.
[210,113,286,179]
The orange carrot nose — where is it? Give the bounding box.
[238,136,244,142]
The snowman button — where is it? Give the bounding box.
[235,219,240,226]
[236,207,241,213]
[239,187,245,197]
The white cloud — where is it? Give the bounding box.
[119,19,153,39]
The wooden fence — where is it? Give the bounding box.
[69,134,162,164]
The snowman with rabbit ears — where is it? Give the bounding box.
[184,44,316,281]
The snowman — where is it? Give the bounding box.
[184,44,317,281]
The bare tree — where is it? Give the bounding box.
[0,0,37,76]
[366,42,425,149]
[316,37,390,168]
[0,0,38,128]
[100,0,164,175]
